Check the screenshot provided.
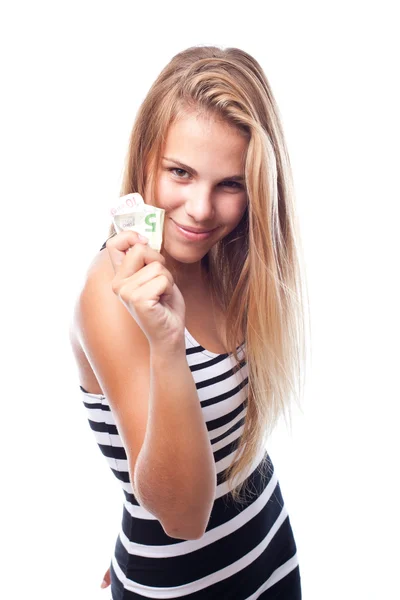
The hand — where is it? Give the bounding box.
[106,230,186,347]
[100,566,110,589]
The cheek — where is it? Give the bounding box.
[154,176,183,211]
[222,200,248,225]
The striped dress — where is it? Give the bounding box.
[79,242,302,599]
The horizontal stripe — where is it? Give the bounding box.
[252,556,301,598]
[200,379,248,414]
[80,323,300,599]
[208,408,247,441]
[119,469,279,552]
[87,428,123,447]
[117,451,272,546]
[188,352,229,371]
[87,418,118,435]
[111,508,295,597]
[195,360,247,390]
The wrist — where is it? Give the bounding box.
[150,336,187,361]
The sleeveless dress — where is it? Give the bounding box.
[79,240,302,599]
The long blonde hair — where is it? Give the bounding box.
[107,45,310,504]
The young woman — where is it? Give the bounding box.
[70,45,307,599]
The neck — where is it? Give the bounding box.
[161,253,210,294]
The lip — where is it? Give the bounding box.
[172,220,216,241]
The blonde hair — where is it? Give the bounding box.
[107,45,310,504]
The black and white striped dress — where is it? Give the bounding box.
[79,242,302,599]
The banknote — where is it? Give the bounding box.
[110,193,165,252]
[109,193,144,217]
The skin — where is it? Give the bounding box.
[100,110,249,588]
[145,110,249,293]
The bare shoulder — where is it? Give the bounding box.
[85,242,114,282]
[69,246,149,398]
[69,243,152,463]
[69,247,114,394]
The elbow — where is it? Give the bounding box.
[162,496,214,540]
[133,459,215,541]
[162,488,215,541]
[132,478,210,540]
[163,517,208,541]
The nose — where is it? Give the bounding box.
[184,183,215,224]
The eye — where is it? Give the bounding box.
[169,168,190,179]
[220,181,244,189]
[167,168,244,190]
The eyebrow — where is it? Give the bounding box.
[162,156,245,181]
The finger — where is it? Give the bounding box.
[119,274,174,307]
[114,242,166,282]
[100,567,111,588]
[105,230,150,274]
[127,260,174,290]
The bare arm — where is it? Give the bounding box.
[134,343,216,540]
[73,234,216,541]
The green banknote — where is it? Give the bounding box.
[111,194,165,252]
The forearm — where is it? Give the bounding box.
[133,342,216,539]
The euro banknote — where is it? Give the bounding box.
[110,193,165,252]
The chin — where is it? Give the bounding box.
[161,240,208,265]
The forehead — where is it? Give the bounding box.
[163,112,248,171]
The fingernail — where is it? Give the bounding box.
[138,234,148,242]
[100,580,107,588]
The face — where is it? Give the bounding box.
[144,111,249,281]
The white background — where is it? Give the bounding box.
[1,1,399,599]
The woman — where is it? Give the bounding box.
[70,45,307,599]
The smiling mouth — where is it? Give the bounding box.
[171,219,217,240]
[176,225,214,233]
